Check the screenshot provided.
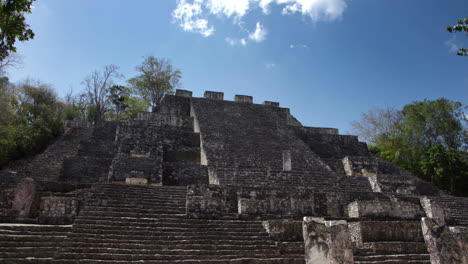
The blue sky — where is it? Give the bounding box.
[8,0,468,135]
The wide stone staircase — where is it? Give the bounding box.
[351,220,431,264]
[53,184,305,263]
[0,223,72,263]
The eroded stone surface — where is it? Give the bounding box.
[303,217,353,264]
[11,178,37,218]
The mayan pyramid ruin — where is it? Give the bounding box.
[0,89,467,263]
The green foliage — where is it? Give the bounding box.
[119,96,150,120]
[0,78,65,167]
[0,0,35,61]
[128,56,181,112]
[351,98,468,196]
[108,85,130,121]
[447,17,468,56]
[421,144,468,195]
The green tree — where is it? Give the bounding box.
[108,85,130,121]
[0,0,35,61]
[83,65,122,122]
[119,96,150,120]
[447,17,468,56]
[13,79,64,155]
[421,144,468,195]
[351,98,468,195]
[128,56,181,112]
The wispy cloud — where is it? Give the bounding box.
[290,43,308,49]
[264,62,277,69]
[249,22,267,43]
[445,36,460,54]
[225,37,248,46]
[172,0,348,40]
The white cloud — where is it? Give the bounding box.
[279,0,347,22]
[258,0,274,14]
[225,37,248,46]
[445,36,460,54]
[172,0,348,38]
[206,0,250,18]
[249,22,267,42]
[172,0,215,37]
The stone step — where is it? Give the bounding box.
[75,215,262,225]
[0,250,58,258]
[85,199,185,206]
[96,184,187,191]
[354,254,431,261]
[55,252,297,261]
[58,247,280,256]
[90,194,187,201]
[0,234,68,242]
[48,258,305,264]
[61,242,277,251]
[1,258,54,264]
[0,246,58,253]
[355,242,429,255]
[0,241,62,247]
[89,196,186,205]
[0,224,72,232]
[81,205,186,214]
[0,229,71,236]
[354,260,430,264]
[66,232,271,241]
[73,224,264,233]
[69,227,269,237]
[79,210,185,218]
[74,219,265,229]
[63,237,275,246]
[92,189,187,196]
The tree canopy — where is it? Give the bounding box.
[0,0,35,61]
[447,17,468,56]
[128,56,181,112]
[351,98,468,196]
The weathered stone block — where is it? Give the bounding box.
[303,217,354,264]
[125,177,148,185]
[262,220,303,241]
[422,217,468,264]
[347,197,424,220]
[263,101,280,107]
[12,178,37,218]
[175,89,192,97]
[38,196,78,224]
[349,221,424,246]
[342,156,378,176]
[234,95,253,103]
[204,91,224,100]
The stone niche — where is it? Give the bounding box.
[342,156,378,176]
[125,177,148,185]
[234,95,253,103]
[204,91,224,100]
[175,89,192,97]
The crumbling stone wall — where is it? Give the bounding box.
[38,195,78,224]
[422,217,468,264]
